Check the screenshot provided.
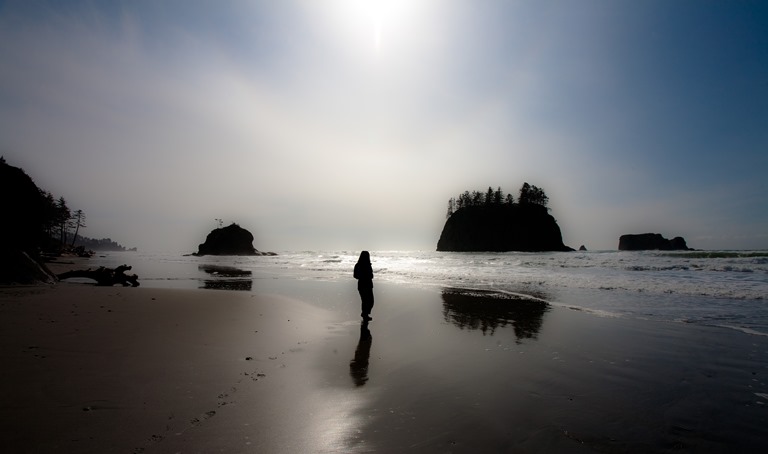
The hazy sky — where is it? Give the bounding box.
[1,0,766,252]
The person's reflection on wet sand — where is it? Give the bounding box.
[349,322,373,387]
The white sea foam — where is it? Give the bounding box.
[713,325,768,337]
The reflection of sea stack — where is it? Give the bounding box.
[441,289,549,341]
[194,223,276,256]
[198,264,253,291]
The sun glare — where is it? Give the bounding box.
[324,0,427,56]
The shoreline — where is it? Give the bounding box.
[2,279,767,452]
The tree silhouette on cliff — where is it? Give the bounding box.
[518,182,548,207]
[446,182,548,219]
[1,158,89,252]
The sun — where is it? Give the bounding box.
[367,0,413,52]
[325,0,424,55]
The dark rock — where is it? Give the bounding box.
[579,245,587,251]
[1,250,56,284]
[618,233,691,251]
[0,160,47,254]
[669,237,689,250]
[0,160,55,283]
[437,204,573,252]
[194,223,275,256]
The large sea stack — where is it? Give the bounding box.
[195,223,275,256]
[437,204,572,252]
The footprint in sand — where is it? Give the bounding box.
[245,371,265,382]
[139,343,299,451]
[189,411,215,426]
[217,388,237,407]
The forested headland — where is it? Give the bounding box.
[0,157,131,257]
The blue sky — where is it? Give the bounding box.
[1,0,766,252]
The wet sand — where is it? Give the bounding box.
[1,279,767,453]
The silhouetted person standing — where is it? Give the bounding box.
[354,251,374,321]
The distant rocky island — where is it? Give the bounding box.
[437,184,573,252]
[618,233,691,251]
[193,223,276,256]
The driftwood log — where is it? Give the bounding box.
[58,264,140,287]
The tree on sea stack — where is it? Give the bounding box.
[518,182,549,208]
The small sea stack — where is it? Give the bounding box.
[194,223,276,256]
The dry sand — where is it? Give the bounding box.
[2,276,767,453]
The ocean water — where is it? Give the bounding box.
[83,249,768,337]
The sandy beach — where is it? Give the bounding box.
[2,274,767,453]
